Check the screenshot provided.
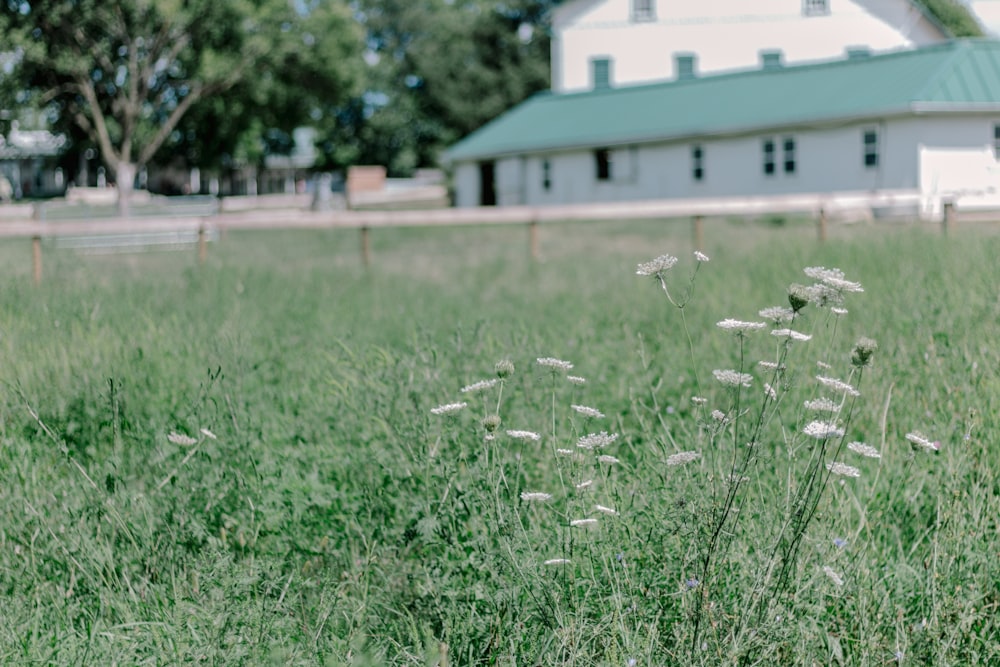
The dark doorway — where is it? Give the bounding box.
[479,161,496,206]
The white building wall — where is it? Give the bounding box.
[452,162,481,207]
[472,120,933,207]
[553,0,945,92]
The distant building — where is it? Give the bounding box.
[551,0,951,93]
[446,39,1000,218]
[446,0,1000,217]
[0,121,67,198]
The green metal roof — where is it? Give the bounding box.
[445,39,1000,163]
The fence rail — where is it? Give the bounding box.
[0,189,983,285]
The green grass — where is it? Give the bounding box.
[0,217,998,665]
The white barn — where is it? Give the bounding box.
[446,39,1000,218]
[551,0,952,93]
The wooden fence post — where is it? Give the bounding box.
[32,235,42,286]
[692,215,704,252]
[360,226,371,267]
[942,200,954,235]
[529,220,539,261]
[197,224,208,265]
[817,207,827,243]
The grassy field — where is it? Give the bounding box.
[0,216,998,665]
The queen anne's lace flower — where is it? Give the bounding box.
[804,421,844,439]
[520,492,552,501]
[167,431,198,446]
[848,441,881,458]
[460,379,498,393]
[636,254,679,276]
[906,431,940,451]
[816,375,860,397]
[826,461,860,477]
[666,451,700,466]
[507,430,541,441]
[536,357,573,371]
[713,369,753,387]
[430,402,468,415]
[576,432,618,449]
[571,404,605,418]
[717,319,766,333]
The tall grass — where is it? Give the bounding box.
[0,219,997,665]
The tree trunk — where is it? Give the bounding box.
[117,161,137,217]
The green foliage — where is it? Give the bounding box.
[919,0,984,37]
[318,0,553,175]
[0,0,362,176]
[0,220,999,663]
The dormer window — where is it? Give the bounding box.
[803,0,829,16]
[592,57,612,89]
[676,54,697,80]
[632,0,655,22]
[761,50,784,70]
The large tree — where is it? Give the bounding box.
[0,0,361,212]
[318,0,554,175]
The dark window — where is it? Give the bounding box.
[692,145,704,181]
[632,0,655,22]
[479,161,496,206]
[863,129,879,168]
[676,54,696,80]
[761,50,783,70]
[542,159,552,191]
[592,58,611,89]
[595,148,612,181]
[993,125,1000,159]
[803,0,829,15]
[783,137,796,174]
[763,139,776,176]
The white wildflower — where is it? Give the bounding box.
[717,319,766,334]
[831,307,848,316]
[460,379,498,393]
[167,431,198,446]
[826,461,861,477]
[199,428,217,440]
[906,431,940,452]
[804,421,844,439]
[576,432,618,449]
[816,360,832,370]
[713,369,753,387]
[804,397,840,413]
[575,479,594,489]
[848,441,881,459]
[666,451,700,466]
[571,404,605,418]
[536,357,573,371]
[771,328,812,342]
[567,375,586,385]
[555,448,575,456]
[506,430,541,441]
[520,491,553,502]
[759,306,794,323]
[596,455,620,465]
[693,250,710,262]
[430,402,468,415]
[570,518,598,527]
[636,254,678,276]
[691,396,708,405]
[757,360,783,372]
[710,409,728,422]
[816,375,860,397]
[594,504,618,515]
[764,383,777,400]
[544,558,571,565]
[823,565,844,586]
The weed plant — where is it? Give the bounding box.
[0,222,998,664]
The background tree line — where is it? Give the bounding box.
[0,0,980,199]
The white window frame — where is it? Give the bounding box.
[803,0,829,16]
[863,128,879,168]
[632,0,656,22]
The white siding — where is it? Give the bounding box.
[553,0,945,92]
[466,120,939,207]
[452,162,480,207]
